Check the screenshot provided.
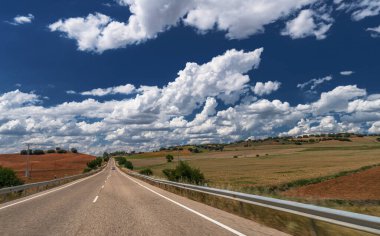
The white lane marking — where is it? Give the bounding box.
[118,169,245,236]
[0,169,106,210]
[93,196,99,203]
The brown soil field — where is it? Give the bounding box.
[283,166,380,200]
[0,153,95,183]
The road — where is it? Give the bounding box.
[0,160,287,236]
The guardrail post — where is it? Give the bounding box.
[310,219,319,236]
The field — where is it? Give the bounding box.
[126,136,380,216]
[0,153,95,183]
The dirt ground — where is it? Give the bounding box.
[283,166,380,200]
[0,153,95,183]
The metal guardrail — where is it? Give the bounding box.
[128,171,380,235]
[0,167,103,196]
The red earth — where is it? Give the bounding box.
[283,166,380,200]
[0,153,95,183]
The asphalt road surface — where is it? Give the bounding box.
[0,160,288,236]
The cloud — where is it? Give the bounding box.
[1,49,380,154]
[335,0,380,21]
[297,75,333,91]
[367,25,380,38]
[369,121,380,133]
[9,14,34,25]
[281,8,333,40]
[80,84,136,96]
[284,116,361,137]
[49,0,317,53]
[0,90,39,109]
[340,71,354,76]
[182,0,316,39]
[312,85,366,114]
[252,81,281,96]
[66,90,76,94]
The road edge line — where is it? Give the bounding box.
[117,168,246,236]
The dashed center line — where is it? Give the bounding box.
[93,195,99,203]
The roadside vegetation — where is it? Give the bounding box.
[0,166,24,188]
[83,153,110,173]
[162,161,205,185]
[139,168,153,176]
[115,156,134,170]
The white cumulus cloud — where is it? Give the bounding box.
[281,8,333,40]
[252,81,281,96]
[9,14,34,25]
[80,84,136,96]
[49,0,317,53]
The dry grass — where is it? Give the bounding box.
[128,136,380,216]
[130,137,380,189]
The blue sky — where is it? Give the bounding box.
[0,0,380,154]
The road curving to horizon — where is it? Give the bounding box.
[0,159,287,236]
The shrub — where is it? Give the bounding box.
[47,149,56,153]
[192,148,201,153]
[162,161,205,185]
[124,160,134,170]
[166,154,174,162]
[33,149,45,155]
[115,156,127,165]
[83,167,92,173]
[57,149,67,154]
[139,168,153,176]
[233,155,238,158]
[115,156,133,170]
[20,150,28,155]
[376,138,380,142]
[70,148,78,153]
[0,166,24,188]
[87,157,103,169]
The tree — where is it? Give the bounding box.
[0,166,24,188]
[70,148,78,153]
[166,154,174,163]
[47,149,56,153]
[33,149,45,155]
